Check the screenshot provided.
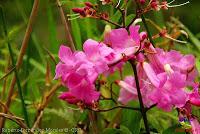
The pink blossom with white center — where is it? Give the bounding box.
[142,62,188,111]
[147,48,198,86]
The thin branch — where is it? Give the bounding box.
[33,82,62,127]
[31,111,43,132]
[0,101,28,130]
[100,17,122,28]
[43,47,57,66]
[0,67,16,81]
[0,6,30,127]
[145,103,157,112]
[134,0,155,47]
[113,2,126,27]
[0,0,40,129]
[130,60,150,134]
[88,105,140,112]
[126,10,141,30]
[56,0,76,51]
[88,111,98,134]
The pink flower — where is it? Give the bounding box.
[143,62,188,111]
[103,26,141,73]
[59,72,100,105]
[117,64,155,107]
[148,48,198,86]
[190,118,200,134]
[118,76,138,104]
[104,25,140,50]
[83,39,110,74]
[188,84,200,107]
[55,45,98,85]
[55,43,105,106]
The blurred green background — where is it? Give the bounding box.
[0,0,200,133]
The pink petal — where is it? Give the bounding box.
[143,62,160,87]
[179,55,195,71]
[106,28,133,49]
[83,39,101,62]
[58,45,74,64]
[59,92,79,104]
[129,25,140,45]
[190,118,200,134]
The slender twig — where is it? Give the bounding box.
[0,6,30,127]
[0,113,28,129]
[0,67,15,81]
[88,111,98,134]
[33,82,62,126]
[43,47,57,66]
[0,0,40,129]
[134,0,155,47]
[88,105,140,112]
[56,0,76,51]
[100,17,122,28]
[126,10,141,30]
[0,113,24,122]
[113,2,126,27]
[145,103,157,112]
[129,60,150,134]
[0,101,29,130]
[100,96,117,104]
[31,111,43,132]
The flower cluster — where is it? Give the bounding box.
[56,25,199,112]
[118,48,199,111]
[55,25,147,108]
[55,0,199,133]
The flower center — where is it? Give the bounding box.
[164,64,174,74]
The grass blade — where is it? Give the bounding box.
[0,6,30,127]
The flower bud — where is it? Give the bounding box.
[72,8,86,17]
[72,8,84,14]
[84,2,94,8]
[140,32,147,41]
[139,0,146,4]
[151,0,160,11]
[161,1,168,10]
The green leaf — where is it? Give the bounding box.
[102,126,132,134]
[162,124,186,134]
[46,1,59,53]
[126,14,136,26]
[121,109,142,134]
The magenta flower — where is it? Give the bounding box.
[117,64,155,107]
[55,43,107,106]
[59,72,100,105]
[190,118,200,134]
[148,48,195,72]
[143,62,188,111]
[104,26,141,59]
[117,76,138,104]
[104,25,140,51]
[55,45,98,85]
[188,84,200,107]
[103,25,142,73]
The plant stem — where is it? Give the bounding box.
[56,0,76,51]
[88,111,98,134]
[0,0,40,129]
[114,3,126,27]
[88,105,140,112]
[100,17,122,28]
[134,0,155,47]
[0,6,30,127]
[130,60,150,134]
